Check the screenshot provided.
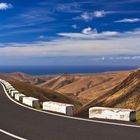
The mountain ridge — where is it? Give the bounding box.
[0,68,140,118]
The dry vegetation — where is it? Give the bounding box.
[1,68,140,121]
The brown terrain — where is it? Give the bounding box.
[1,68,140,120]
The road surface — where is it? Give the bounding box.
[0,84,140,140]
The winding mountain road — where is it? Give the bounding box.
[0,84,140,140]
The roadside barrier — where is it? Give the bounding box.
[89,107,136,122]
[0,79,75,116]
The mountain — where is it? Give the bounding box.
[0,74,81,111]
[77,68,140,117]
[1,68,140,120]
[41,72,130,106]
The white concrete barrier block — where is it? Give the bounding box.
[8,87,15,90]
[89,107,136,122]
[7,87,15,91]
[5,83,9,85]
[2,81,6,83]
[15,93,26,102]
[0,81,12,88]
[4,82,11,85]
[0,79,3,82]
[8,88,16,94]
[43,101,74,116]
[5,85,13,90]
[22,97,40,107]
[6,84,11,87]
[11,90,19,97]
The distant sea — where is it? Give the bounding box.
[0,66,138,75]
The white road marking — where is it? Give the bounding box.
[1,83,140,129]
[0,129,27,140]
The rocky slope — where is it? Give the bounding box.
[77,68,140,117]
[40,72,130,105]
[1,68,140,118]
[0,73,81,111]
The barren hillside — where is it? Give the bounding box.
[1,68,140,118]
[77,68,140,117]
[0,74,81,111]
[40,71,130,105]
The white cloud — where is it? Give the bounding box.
[82,27,97,34]
[74,12,94,21]
[58,27,119,39]
[109,56,140,60]
[80,12,93,21]
[0,3,12,10]
[19,8,55,23]
[94,10,106,18]
[115,18,140,23]
[56,3,81,13]
[72,24,78,29]
[38,35,45,39]
[74,10,111,21]
[0,28,51,37]
[0,7,56,31]
[0,28,139,58]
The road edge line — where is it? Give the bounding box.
[0,129,27,140]
[1,83,140,128]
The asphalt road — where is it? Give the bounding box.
[0,132,15,140]
[0,85,140,140]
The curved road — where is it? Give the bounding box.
[0,85,140,140]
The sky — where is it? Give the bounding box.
[0,0,140,66]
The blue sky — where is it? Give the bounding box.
[0,0,140,66]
